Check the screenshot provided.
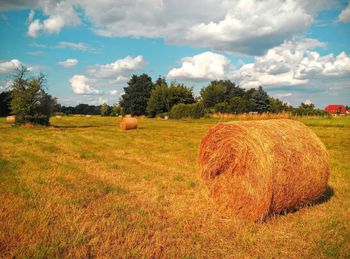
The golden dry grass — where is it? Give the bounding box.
[0,116,349,258]
[211,112,293,120]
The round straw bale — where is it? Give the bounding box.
[85,115,91,118]
[120,117,138,130]
[198,119,329,221]
[55,115,62,119]
[6,115,15,123]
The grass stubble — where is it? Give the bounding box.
[0,116,349,258]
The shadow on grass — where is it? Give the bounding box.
[52,125,147,131]
[52,125,116,129]
[313,185,334,205]
[268,185,334,221]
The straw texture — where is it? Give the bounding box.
[120,117,138,130]
[198,119,329,221]
[6,115,15,123]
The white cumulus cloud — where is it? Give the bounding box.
[338,3,350,23]
[27,19,41,37]
[26,1,79,38]
[0,59,22,74]
[58,58,78,68]
[1,0,332,55]
[69,74,100,94]
[88,55,145,79]
[184,0,313,55]
[167,51,232,81]
[68,55,144,95]
[109,90,118,95]
[232,39,350,88]
[167,38,350,90]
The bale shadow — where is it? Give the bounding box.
[269,185,334,220]
[313,185,334,205]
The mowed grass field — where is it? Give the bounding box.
[0,116,349,258]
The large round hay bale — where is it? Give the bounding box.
[198,119,329,221]
[6,115,15,123]
[120,117,137,130]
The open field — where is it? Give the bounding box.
[0,116,349,258]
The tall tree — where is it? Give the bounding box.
[10,66,54,125]
[269,97,290,113]
[200,81,227,108]
[0,91,11,116]
[146,82,169,117]
[155,76,167,87]
[120,74,154,116]
[250,86,270,113]
[168,82,195,108]
[229,96,251,114]
[38,92,60,117]
[146,82,195,117]
[101,102,109,116]
[200,80,243,108]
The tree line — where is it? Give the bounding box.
[117,73,328,118]
[0,67,329,125]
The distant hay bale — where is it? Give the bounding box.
[198,119,329,221]
[6,115,15,123]
[125,114,132,118]
[164,116,169,120]
[55,115,62,119]
[85,115,91,118]
[120,117,138,130]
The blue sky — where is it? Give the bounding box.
[0,0,350,108]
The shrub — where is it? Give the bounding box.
[214,102,230,113]
[24,115,50,126]
[169,102,205,119]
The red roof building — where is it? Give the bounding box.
[325,104,347,114]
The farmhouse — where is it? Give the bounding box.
[325,104,347,115]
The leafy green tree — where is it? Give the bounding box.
[101,102,109,116]
[200,80,244,108]
[168,82,195,108]
[269,97,290,113]
[38,92,59,117]
[200,82,227,108]
[111,105,122,116]
[293,102,327,116]
[146,81,195,117]
[0,91,11,116]
[146,83,169,117]
[250,86,270,113]
[229,96,251,114]
[10,66,54,125]
[214,102,230,113]
[120,74,154,116]
[155,76,168,87]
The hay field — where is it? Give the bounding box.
[0,116,349,258]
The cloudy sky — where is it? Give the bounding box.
[0,0,349,107]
